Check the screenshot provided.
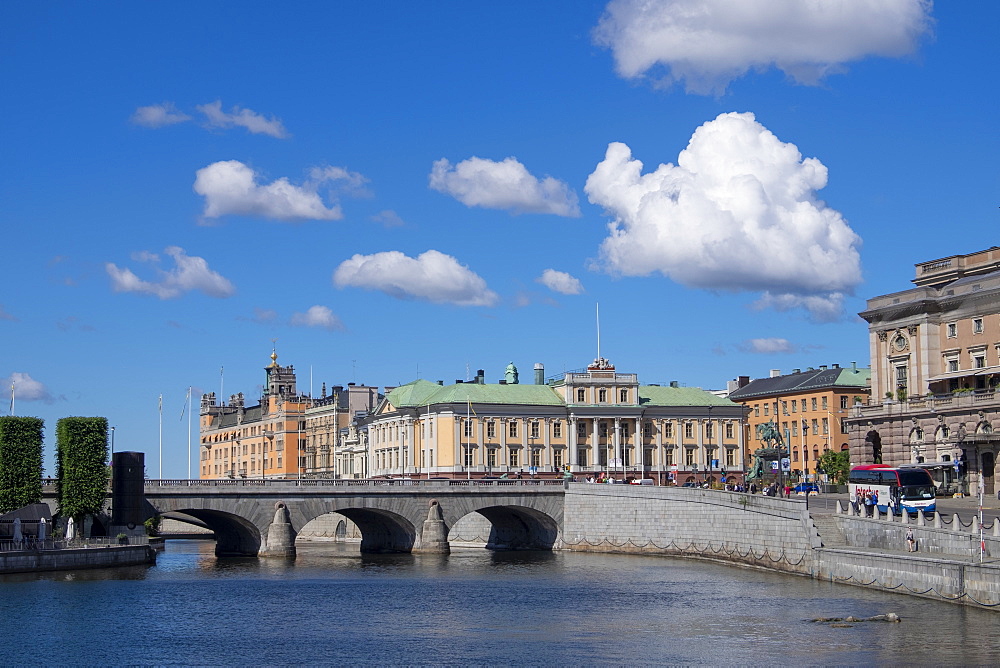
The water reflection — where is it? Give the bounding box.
[2,539,999,666]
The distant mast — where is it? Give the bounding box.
[596,302,600,362]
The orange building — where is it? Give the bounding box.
[199,351,309,479]
[728,365,870,479]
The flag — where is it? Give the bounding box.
[180,386,191,420]
[9,381,13,415]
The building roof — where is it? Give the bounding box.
[384,379,735,410]
[728,367,871,401]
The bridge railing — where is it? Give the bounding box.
[145,478,566,488]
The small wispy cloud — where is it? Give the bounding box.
[196,100,289,138]
[130,102,191,128]
[290,305,345,331]
[536,269,584,295]
[737,338,798,354]
[430,156,580,217]
[4,372,57,404]
[371,210,406,228]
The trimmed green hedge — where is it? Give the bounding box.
[56,417,109,520]
[0,416,44,513]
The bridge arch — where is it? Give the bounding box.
[159,507,261,557]
[329,507,417,553]
[450,505,560,550]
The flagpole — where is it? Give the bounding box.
[9,380,13,416]
[187,386,192,480]
[158,394,163,479]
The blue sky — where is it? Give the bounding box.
[2,1,997,477]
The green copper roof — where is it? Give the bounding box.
[388,381,564,407]
[385,380,733,409]
[638,386,737,407]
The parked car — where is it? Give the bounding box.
[793,483,819,495]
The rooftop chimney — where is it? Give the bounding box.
[669,381,679,388]
[770,369,781,378]
[534,363,544,385]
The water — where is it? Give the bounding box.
[2,540,999,666]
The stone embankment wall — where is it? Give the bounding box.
[813,513,1000,607]
[561,485,820,575]
[0,545,156,574]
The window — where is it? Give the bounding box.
[822,418,829,435]
[553,449,563,468]
[974,318,984,334]
[487,422,496,439]
[821,397,828,410]
[576,388,586,402]
[553,421,562,438]
[781,401,787,414]
[705,422,713,439]
[577,422,587,437]
[792,422,799,437]
[664,422,673,439]
[791,400,797,413]
[895,365,908,393]
[577,449,587,467]
[726,449,736,467]
[599,423,608,437]
[620,389,629,403]
[948,359,959,373]
[684,422,694,439]
[976,356,986,369]
[531,449,541,467]
[509,421,518,438]
[812,419,819,435]
[530,421,540,439]
[763,404,769,416]
[487,449,497,467]
[725,422,734,439]
[811,398,817,411]
[509,449,520,467]
[664,449,674,466]
[598,388,608,402]
[463,446,474,467]
[643,422,652,438]
[464,419,474,438]
[840,396,848,410]
[947,323,957,338]
[621,423,630,439]
[684,449,695,466]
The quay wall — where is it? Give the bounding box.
[0,545,156,575]
[836,514,1000,559]
[561,485,820,575]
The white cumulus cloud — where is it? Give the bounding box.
[584,112,861,320]
[194,160,365,222]
[105,246,235,299]
[333,250,499,307]
[130,102,191,127]
[196,100,289,138]
[290,305,345,331]
[430,156,580,217]
[537,269,584,295]
[594,0,933,94]
[5,372,55,404]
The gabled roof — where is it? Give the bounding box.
[728,367,871,401]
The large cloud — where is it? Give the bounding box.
[594,0,933,94]
[585,112,861,319]
[430,157,580,217]
[106,246,235,299]
[196,100,289,138]
[194,160,365,222]
[537,269,584,295]
[333,250,498,307]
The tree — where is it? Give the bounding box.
[0,416,44,513]
[56,417,109,521]
[816,449,850,485]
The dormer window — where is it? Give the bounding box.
[598,388,608,402]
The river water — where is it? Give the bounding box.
[2,540,998,666]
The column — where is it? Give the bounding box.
[569,414,579,472]
[614,417,622,474]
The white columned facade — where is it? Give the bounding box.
[569,414,578,471]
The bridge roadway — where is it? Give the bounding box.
[143,479,566,558]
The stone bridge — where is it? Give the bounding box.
[142,479,566,558]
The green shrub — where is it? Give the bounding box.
[0,416,44,513]
[56,417,109,521]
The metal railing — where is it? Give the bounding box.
[145,478,566,488]
[0,535,149,553]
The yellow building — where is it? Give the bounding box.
[303,383,379,479]
[728,365,871,479]
[367,358,747,484]
[199,351,309,479]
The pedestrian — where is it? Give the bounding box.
[864,492,874,517]
[906,527,916,552]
